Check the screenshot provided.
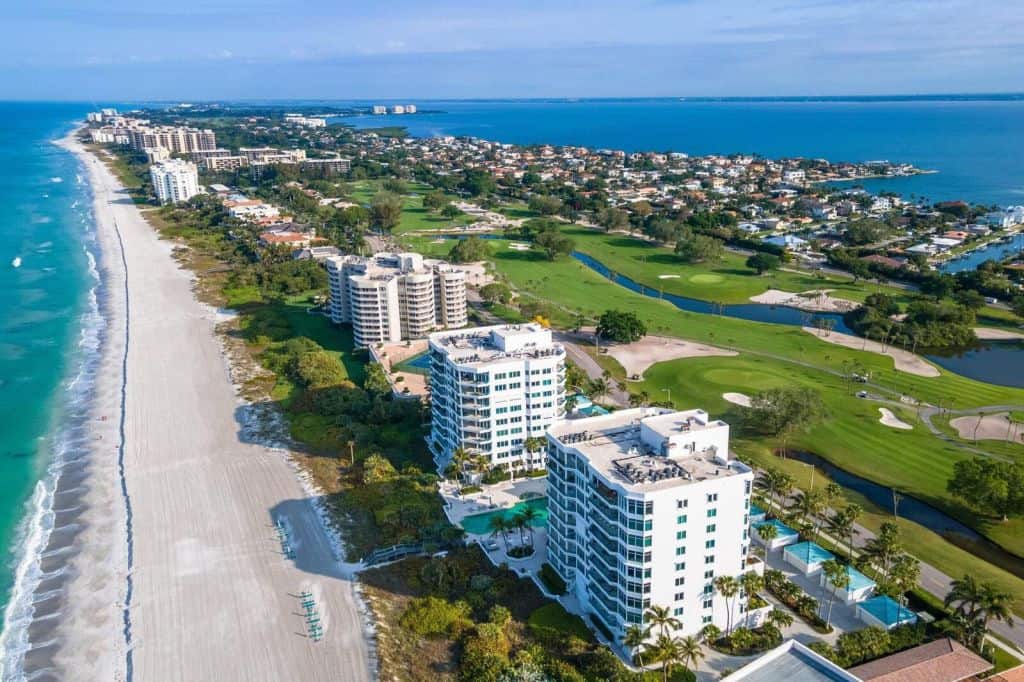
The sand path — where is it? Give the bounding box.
[974,327,1024,341]
[47,137,371,681]
[606,335,736,378]
[801,327,940,377]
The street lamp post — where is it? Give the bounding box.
[662,388,672,406]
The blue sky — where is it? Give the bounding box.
[3,0,1023,100]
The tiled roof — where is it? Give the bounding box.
[848,638,992,682]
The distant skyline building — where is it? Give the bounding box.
[150,159,200,204]
[428,323,566,471]
[324,252,467,347]
[545,407,754,647]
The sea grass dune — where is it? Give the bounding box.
[8,132,373,681]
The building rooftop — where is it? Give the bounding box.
[429,323,563,366]
[724,640,861,682]
[755,518,799,538]
[548,407,745,492]
[848,637,992,682]
[784,541,834,566]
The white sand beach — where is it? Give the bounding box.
[801,327,941,378]
[31,134,372,681]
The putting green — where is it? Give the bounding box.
[689,273,725,284]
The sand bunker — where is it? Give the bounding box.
[802,327,941,377]
[950,412,1024,444]
[974,327,1024,341]
[606,335,736,379]
[723,392,752,407]
[751,289,860,313]
[508,242,531,251]
[878,408,913,430]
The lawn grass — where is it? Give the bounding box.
[562,226,912,305]
[527,603,595,643]
[349,180,476,235]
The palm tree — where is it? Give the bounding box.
[887,554,920,598]
[827,504,861,561]
[488,515,511,551]
[589,377,611,402]
[756,521,778,555]
[739,571,764,625]
[623,624,650,669]
[714,575,740,635]
[821,559,850,627]
[517,506,542,548]
[652,634,686,682]
[977,582,1016,643]
[789,489,825,529]
[510,513,528,548]
[861,522,902,583]
[944,574,983,620]
[678,636,704,678]
[699,623,721,645]
[766,608,794,631]
[644,604,681,637]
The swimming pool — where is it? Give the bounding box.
[460,497,549,535]
[394,351,431,375]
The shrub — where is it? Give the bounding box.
[539,563,567,595]
[399,596,471,637]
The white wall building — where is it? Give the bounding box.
[149,159,200,205]
[546,408,754,647]
[429,324,566,471]
[325,253,467,347]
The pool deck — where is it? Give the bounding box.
[440,476,547,527]
[371,339,429,399]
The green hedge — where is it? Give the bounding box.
[539,563,567,595]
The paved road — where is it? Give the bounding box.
[551,332,629,406]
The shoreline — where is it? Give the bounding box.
[12,131,373,680]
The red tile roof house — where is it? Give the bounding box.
[258,232,316,248]
[847,638,992,682]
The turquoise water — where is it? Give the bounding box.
[394,351,431,375]
[842,566,875,592]
[784,541,834,566]
[756,519,799,538]
[334,97,1024,207]
[460,497,549,535]
[0,103,94,650]
[859,595,917,627]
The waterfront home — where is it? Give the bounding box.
[783,541,834,576]
[857,595,918,630]
[848,637,992,682]
[723,640,860,681]
[752,519,799,551]
[819,565,875,604]
[764,234,809,251]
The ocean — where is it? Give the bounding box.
[334,97,1024,207]
[0,103,96,659]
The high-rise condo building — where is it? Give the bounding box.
[324,253,467,347]
[127,126,216,154]
[545,407,754,647]
[428,323,566,471]
[150,159,200,205]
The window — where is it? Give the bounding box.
[703,599,713,610]
[674,576,685,586]
[677,514,687,524]
[706,524,716,533]
[703,584,714,595]
[704,569,714,579]
[706,493,718,503]
[675,547,686,556]
[677,499,688,509]
[675,562,686,571]
[673,607,684,616]
[704,555,715,564]
[707,509,717,518]
[705,540,715,549]
[674,592,685,601]
[676,530,687,540]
